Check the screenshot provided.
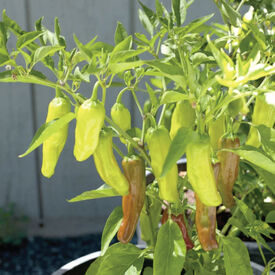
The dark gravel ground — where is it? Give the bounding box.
[0,234,103,275]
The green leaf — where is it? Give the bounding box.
[110,49,146,63]
[111,35,132,57]
[138,8,154,37]
[228,217,249,236]
[223,236,253,275]
[160,91,190,104]
[54,17,66,47]
[86,243,145,275]
[154,219,186,275]
[161,128,195,177]
[256,124,275,161]
[172,0,186,26]
[114,21,128,45]
[108,60,144,74]
[19,112,75,158]
[181,14,214,34]
[252,165,275,195]
[225,146,275,174]
[235,198,256,224]
[16,31,43,50]
[101,207,123,255]
[145,82,158,107]
[85,256,103,275]
[266,210,275,223]
[68,184,120,202]
[191,52,215,67]
[73,34,93,60]
[32,45,64,65]
[2,10,25,36]
[221,0,241,27]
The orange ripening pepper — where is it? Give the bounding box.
[217,137,240,209]
[117,155,146,244]
[195,163,220,251]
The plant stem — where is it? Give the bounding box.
[236,0,247,12]
[91,81,100,100]
[158,104,167,126]
[116,87,129,103]
[105,115,151,164]
[112,143,124,158]
[256,240,267,266]
[131,88,143,116]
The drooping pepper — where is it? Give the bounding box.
[246,92,275,147]
[161,208,194,250]
[186,134,222,206]
[170,100,196,139]
[74,99,105,161]
[41,96,71,178]
[93,128,129,196]
[208,114,225,152]
[146,126,179,202]
[195,163,219,251]
[217,137,240,209]
[117,155,146,244]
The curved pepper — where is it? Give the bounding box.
[195,163,219,251]
[209,115,225,152]
[170,100,196,139]
[186,134,222,206]
[41,96,71,178]
[117,155,146,243]
[161,208,194,250]
[246,92,275,147]
[94,128,129,196]
[146,126,179,202]
[217,137,240,209]
[74,99,105,161]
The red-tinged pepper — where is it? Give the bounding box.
[186,134,222,206]
[161,208,194,250]
[41,96,71,178]
[170,100,196,139]
[94,128,129,196]
[195,163,220,251]
[246,92,275,147]
[117,155,146,244]
[217,137,240,209]
[146,126,179,202]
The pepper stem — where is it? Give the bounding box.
[90,81,100,101]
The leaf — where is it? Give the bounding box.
[108,60,144,74]
[110,49,146,63]
[73,34,93,60]
[138,8,154,37]
[161,128,195,177]
[86,243,145,275]
[85,256,103,275]
[54,17,66,47]
[19,112,75,158]
[114,21,128,45]
[221,0,241,27]
[252,165,275,195]
[235,198,256,224]
[225,146,275,174]
[110,35,132,57]
[222,236,253,275]
[145,82,158,107]
[181,14,214,34]
[172,0,186,26]
[266,210,275,223]
[32,45,64,65]
[160,91,190,104]
[16,31,43,50]
[154,219,186,275]
[228,217,249,236]
[191,52,215,67]
[68,184,120,202]
[256,124,275,160]
[101,207,123,255]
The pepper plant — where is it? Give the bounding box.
[0,0,275,274]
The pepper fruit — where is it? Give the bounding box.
[246,92,275,147]
[74,99,105,161]
[195,163,219,251]
[94,128,129,196]
[217,137,240,209]
[209,115,225,152]
[146,126,179,202]
[170,100,196,139]
[161,208,194,250]
[117,155,146,244]
[41,96,71,178]
[186,134,222,206]
[111,102,131,133]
